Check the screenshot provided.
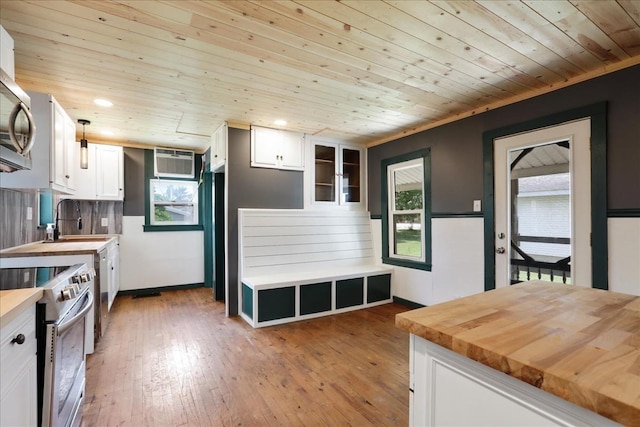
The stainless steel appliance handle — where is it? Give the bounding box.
[8,101,37,155]
[58,290,94,334]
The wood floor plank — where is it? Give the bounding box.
[80,287,410,426]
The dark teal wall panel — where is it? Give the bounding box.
[242,283,253,319]
[258,286,295,322]
[300,282,332,315]
[336,277,364,309]
[367,274,391,303]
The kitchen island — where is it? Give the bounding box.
[396,281,639,426]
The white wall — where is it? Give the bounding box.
[119,216,204,291]
[608,218,640,296]
[372,217,484,306]
[374,216,640,306]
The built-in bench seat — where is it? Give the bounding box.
[238,209,393,328]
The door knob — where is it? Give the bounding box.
[496,247,506,254]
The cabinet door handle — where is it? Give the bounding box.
[65,174,70,179]
[11,333,25,345]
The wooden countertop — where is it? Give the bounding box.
[0,288,42,328]
[396,281,640,426]
[0,236,117,258]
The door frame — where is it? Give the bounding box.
[482,102,608,291]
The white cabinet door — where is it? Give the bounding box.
[251,126,281,169]
[63,112,77,192]
[279,131,305,170]
[311,138,364,209]
[95,144,123,200]
[51,102,68,190]
[210,122,227,172]
[251,126,305,171]
[107,240,120,311]
[0,307,37,427]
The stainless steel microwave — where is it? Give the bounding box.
[0,67,35,172]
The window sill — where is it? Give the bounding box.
[143,224,204,232]
[382,257,432,271]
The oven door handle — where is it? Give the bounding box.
[58,291,94,335]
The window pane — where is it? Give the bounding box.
[150,179,198,225]
[393,213,422,258]
[394,165,423,210]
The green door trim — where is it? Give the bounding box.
[203,171,214,289]
[482,102,608,291]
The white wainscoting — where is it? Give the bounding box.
[372,217,484,306]
[119,216,204,291]
[608,217,640,296]
[431,217,485,304]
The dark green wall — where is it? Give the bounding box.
[123,147,145,216]
[227,127,304,315]
[368,65,640,215]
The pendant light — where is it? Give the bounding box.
[78,119,90,169]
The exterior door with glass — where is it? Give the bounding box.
[494,119,592,289]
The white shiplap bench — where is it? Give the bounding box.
[238,209,393,328]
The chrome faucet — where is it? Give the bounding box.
[54,199,83,240]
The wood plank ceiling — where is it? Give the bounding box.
[1,1,639,151]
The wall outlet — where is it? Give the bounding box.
[473,200,482,212]
[26,206,33,220]
[23,271,30,283]
[101,218,108,227]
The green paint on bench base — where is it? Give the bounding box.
[336,277,364,309]
[258,286,295,322]
[242,283,253,319]
[300,282,332,315]
[367,274,391,303]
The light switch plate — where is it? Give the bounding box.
[101,218,108,227]
[473,200,482,212]
[27,206,33,220]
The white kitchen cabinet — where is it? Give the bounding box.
[310,137,364,209]
[251,126,304,171]
[209,122,227,172]
[107,239,120,311]
[69,143,124,200]
[1,25,15,80]
[0,92,78,194]
[0,305,37,427]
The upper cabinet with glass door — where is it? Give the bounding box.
[310,137,365,209]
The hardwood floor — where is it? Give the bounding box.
[81,287,411,426]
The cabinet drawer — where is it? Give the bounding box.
[0,306,36,385]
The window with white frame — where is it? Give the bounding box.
[388,158,424,261]
[382,149,431,270]
[149,179,199,225]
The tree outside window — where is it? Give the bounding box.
[382,149,431,271]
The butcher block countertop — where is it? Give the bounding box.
[0,235,117,258]
[0,288,42,328]
[396,281,640,426]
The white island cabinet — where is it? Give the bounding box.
[397,281,637,427]
[0,92,78,194]
[0,304,37,427]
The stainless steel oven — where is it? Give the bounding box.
[0,263,94,427]
[38,264,94,427]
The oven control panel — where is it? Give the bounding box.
[61,268,95,301]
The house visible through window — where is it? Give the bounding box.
[382,149,431,270]
[150,179,199,225]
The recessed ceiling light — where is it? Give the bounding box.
[100,130,114,136]
[274,119,287,126]
[94,98,113,107]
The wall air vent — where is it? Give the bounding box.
[154,148,195,178]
